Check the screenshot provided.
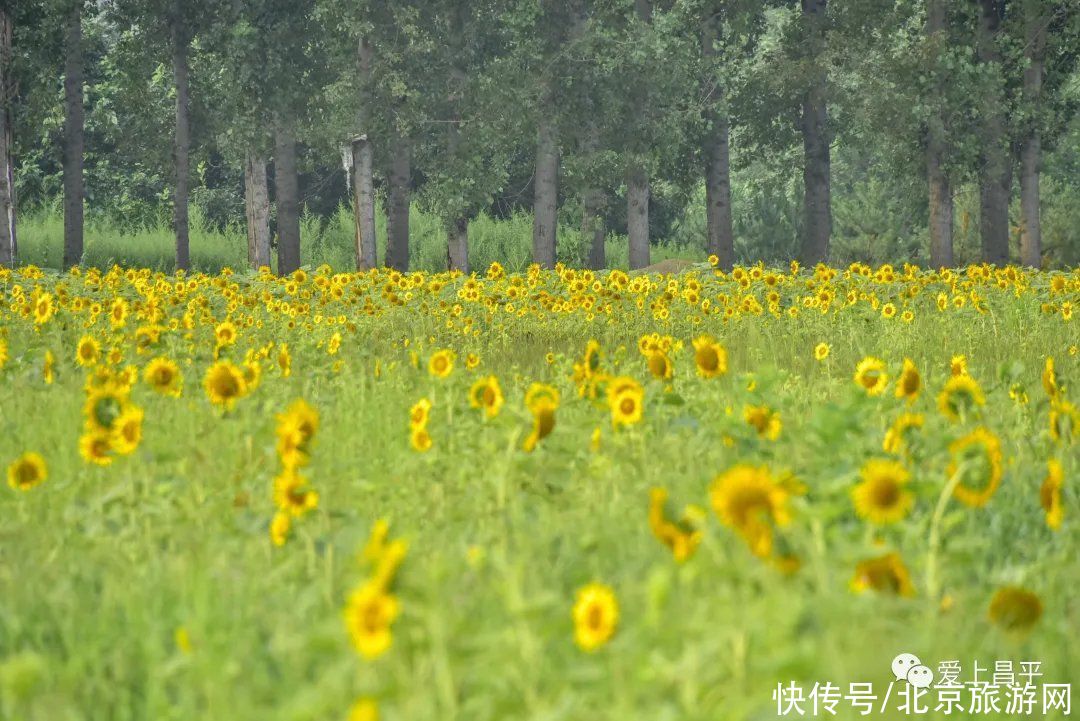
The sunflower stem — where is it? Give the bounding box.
[925,461,969,602]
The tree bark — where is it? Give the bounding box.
[385,125,410,272]
[63,2,84,269]
[447,216,468,273]
[701,13,734,271]
[274,125,301,275]
[583,188,606,270]
[0,8,13,267]
[532,105,559,269]
[799,0,831,266]
[1019,0,1045,268]
[926,0,953,268]
[976,0,1011,266]
[627,165,650,270]
[171,9,191,271]
[244,151,271,270]
[353,35,377,270]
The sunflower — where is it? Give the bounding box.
[524,383,560,413]
[609,378,644,429]
[75,335,101,367]
[988,587,1042,632]
[203,360,248,409]
[79,429,114,466]
[269,511,292,547]
[692,335,728,378]
[895,358,921,402]
[109,298,129,328]
[644,350,673,381]
[43,350,55,385]
[409,398,432,430]
[83,386,128,432]
[465,353,480,370]
[0,339,7,369]
[428,349,455,378]
[949,355,968,377]
[343,582,401,660]
[882,412,924,454]
[33,293,54,325]
[1042,357,1059,400]
[850,552,915,597]
[144,357,182,397]
[348,699,379,721]
[572,583,619,652]
[709,464,790,558]
[214,320,238,349]
[852,458,913,524]
[410,426,433,452]
[277,343,292,377]
[469,376,504,419]
[853,356,888,396]
[273,467,320,517]
[523,398,557,452]
[948,426,1003,507]
[648,488,702,562]
[1049,399,1078,443]
[111,406,144,455]
[7,452,46,491]
[813,342,830,361]
[937,374,985,422]
[744,405,781,441]
[1040,459,1064,530]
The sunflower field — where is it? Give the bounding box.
[0,260,1078,721]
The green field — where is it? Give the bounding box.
[0,261,1077,720]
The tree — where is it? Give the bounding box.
[0,6,15,267]
[798,0,830,266]
[1018,0,1047,267]
[926,0,954,268]
[974,0,1011,265]
[63,0,84,269]
[701,3,735,270]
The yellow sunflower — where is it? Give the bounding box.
[469,376,504,419]
[709,464,790,558]
[895,358,921,402]
[852,458,913,524]
[692,335,728,378]
[609,377,644,429]
[937,374,985,422]
[428,349,456,378]
[343,582,400,660]
[883,412,924,454]
[1042,357,1059,400]
[850,552,915,597]
[1040,459,1063,530]
[572,583,619,652]
[203,360,248,409]
[648,488,703,562]
[988,587,1042,632]
[409,398,432,430]
[813,342,830,361]
[79,429,114,466]
[144,357,182,397]
[947,426,1003,507]
[1049,399,1078,443]
[744,405,782,441]
[853,356,888,396]
[523,398,557,452]
[75,335,101,367]
[7,452,47,491]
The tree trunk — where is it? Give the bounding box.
[172,12,191,271]
[702,13,735,271]
[976,0,1011,266]
[385,125,410,272]
[63,3,84,269]
[447,216,468,273]
[351,135,377,270]
[244,151,271,270]
[274,125,301,275]
[1019,0,1045,268]
[584,188,606,270]
[532,107,559,269]
[0,9,13,267]
[353,35,377,270]
[627,165,650,270]
[926,0,953,268]
[799,0,831,266]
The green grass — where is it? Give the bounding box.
[0,265,1077,720]
[15,203,702,274]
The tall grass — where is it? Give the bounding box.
[16,202,704,273]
